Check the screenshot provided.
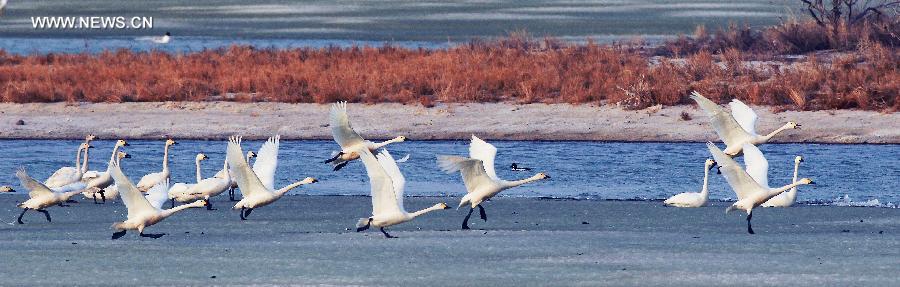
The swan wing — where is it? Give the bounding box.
[226,136,267,196]
[728,99,759,136]
[82,170,102,180]
[330,101,365,148]
[167,183,192,197]
[108,161,156,217]
[358,148,403,215]
[15,168,54,199]
[44,167,78,187]
[51,182,87,193]
[469,135,499,181]
[136,172,165,191]
[741,143,769,188]
[396,154,411,163]
[706,142,764,200]
[376,149,406,212]
[253,135,280,190]
[144,179,170,210]
[437,155,495,193]
[691,92,751,147]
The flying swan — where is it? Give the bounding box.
[691,91,799,156]
[325,101,406,171]
[215,151,256,201]
[437,135,550,229]
[14,168,84,224]
[663,159,716,208]
[227,135,317,220]
[708,142,813,234]
[355,148,449,238]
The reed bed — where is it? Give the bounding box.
[0,20,897,111]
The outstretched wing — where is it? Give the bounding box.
[330,101,365,148]
[357,148,403,215]
[226,136,267,196]
[469,135,499,181]
[144,179,170,210]
[16,168,54,199]
[253,135,280,190]
[741,143,770,188]
[691,92,752,148]
[108,161,156,218]
[729,99,759,136]
[706,142,764,200]
[437,155,496,194]
[376,149,406,212]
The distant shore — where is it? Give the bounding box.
[1,102,897,143]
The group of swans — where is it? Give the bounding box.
[328,102,550,237]
[664,91,812,234]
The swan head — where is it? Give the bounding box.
[0,186,15,193]
[116,139,129,147]
[80,142,95,150]
[196,153,208,161]
[795,155,803,163]
[117,151,131,160]
[704,159,716,169]
[536,172,551,180]
[165,138,178,146]
[247,151,257,159]
[435,202,450,209]
[85,134,97,142]
[394,136,407,142]
[798,178,814,185]
[301,177,319,184]
[786,121,800,129]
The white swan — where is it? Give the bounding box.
[227,135,317,220]
[437,135,550,229]
[355,148,449,238]
[708,142,814,234]
[82,151,130,203]
[136,138,177,192]
[172,157,231,210]
[137,32,171,44]
[691,91,799,156]
[664,159,716,208]
[762,156,805,207]
[14,168,83,224]
[81,139,129,203]
[325,101,406,171]
[166,153,207,207]
[44,142,92,188]
[109,161,206,239]
[216,151,256,201]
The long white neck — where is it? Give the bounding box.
[502,174,543,188]
[109,144,122,162]
[767,181,807,197]
[372,137,402,149]
[162,144,171,172]
[160,201,203,218]
[74,146,83,172]
[407,204,446,219]
[222,160,231,182]
[760,124,791,141]
[275,181,312,197]
[786,160,801,196]
[81,146,90,174]
[700,166,711,196]
[194,158,203,183]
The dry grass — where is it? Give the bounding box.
[0,21,897,111]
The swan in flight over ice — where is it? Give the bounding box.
[136,138,177,192]
[325,101,406,171]
[762,156,805,207]
[109,160,206,239]
[691,91,799,156]
[437,135,550,229]
[708,142,813,234]
[664,159,716,208]
[227,135,317,220]
[215,151,256,201]
[14,168,83,224]
[355,148,449,238]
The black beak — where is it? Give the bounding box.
[544,175,551,179]
[809,180,816,185]
[796,124,802,129]
[311,179,319,183]
[124,154,132,158]
[123,142,130,146]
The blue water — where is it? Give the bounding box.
[0,0,801,54]
[2,140,897,207]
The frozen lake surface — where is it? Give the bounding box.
[0,0,803,54]
[1,140,897,207]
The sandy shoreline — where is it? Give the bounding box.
[1,102,897,143]
[0,196,898,286]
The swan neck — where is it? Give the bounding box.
[761,125,789,141]
[222,160,230,181]
[788,160,801,194]
[81,145,90,174]
[195,158,203,183]
[372,138,399,149]
[74,145,83,172]
[408,205,444,218]
[109,144,121,162]
[162,144,170,172]
[504,175,541,188]
[276,181,308,196]
[770,181,805,196]
[161,202,200,217]
[700,166,710,195]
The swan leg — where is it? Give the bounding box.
[324,152,343,163]
[228,188,235,201]
[38,209,51,222]
[357,218,372,232]
[99,190,106,203]
[380,227,396,238]
[92,193,100,204]
[205,200,217,211]
[333,161,349,171]
[478,205,488,222]
[16,208,28,224]
[111,230,127,240]
[244,208,254,218]
[139,232,166,239]
[170,199,175,209]
[746,212,755,234]
[240,207,247,220]
[462,207,475,230]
